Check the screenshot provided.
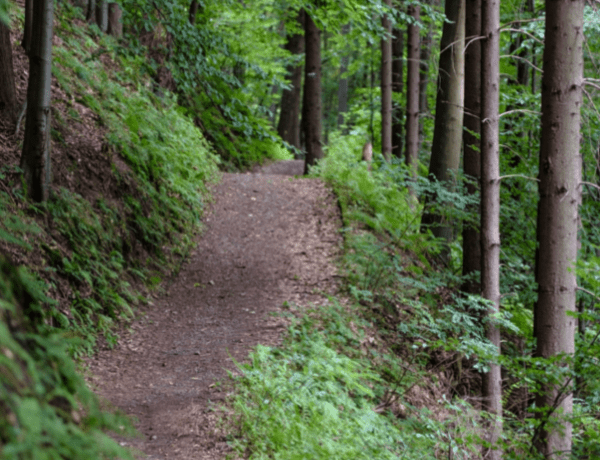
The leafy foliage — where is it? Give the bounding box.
[0,253,135,460]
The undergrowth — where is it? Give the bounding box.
[225,129,600,458]
[0,2,223,457]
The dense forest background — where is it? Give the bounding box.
[0,0,598,458]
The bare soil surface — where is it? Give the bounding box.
[87,161,343,459]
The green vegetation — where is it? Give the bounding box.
[1,0,600,457]
[0,253,135,459]
[225,106,600,457]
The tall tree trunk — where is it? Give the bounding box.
[380,0,393,161]
[22,0,33,54]
[337,24,350,129]
[302,10,323,174]
[391,26,404,158]
[0,22,17,123]
[96,0,108,32]
[188,0,198,24]
[418,27,432,116]
[462,0,482,292]
[20,0,54,203]
[420,0,465,263]
[480,0,502,458]
[534,0,583,457]
[404,6,420,176]
[107,2,122,38]
[278,10,304,151]
[86,0,96,23]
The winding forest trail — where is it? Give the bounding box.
[87,161,343,459]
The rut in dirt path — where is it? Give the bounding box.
[88,161,343,460]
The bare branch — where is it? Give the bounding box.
[498,108,541,119]
[500,54,543,74]
[499,174,539,182]
[499,27,544,45]
[580,181,600,193]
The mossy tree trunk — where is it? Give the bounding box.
[20,0,54,202]
[534,0,584,457]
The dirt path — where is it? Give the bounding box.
[87,161,343,459]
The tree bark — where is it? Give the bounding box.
[22,0,33,54]
[480,0,502,458]
[420,0,465,262]
[391,27,404,158]
[277,10,304,151]
[419,22,433,119]
[534,1,583,457]
[188,0,199,24]
[404,6,420,176]
[96,0,108,32]
[20,0,54,203]
[0,22,17,123]
[107,3,122,38]
[86,0,96,23]
[462,0,482,292]
[302,10,323,174]
[337,24,350,129]
[380,0,393,161]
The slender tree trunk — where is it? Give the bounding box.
[534,1,583,457]
[337,55,349,127]
[86,0,96,23]
[20,0,54,202]
[404,6,420,176]
[0,22,18,123]
[391,27,404,158]
[188,0,198,24]
[418,19,434,137]
[96,0,108,32]
[480,0,502,458]
[277,10,304,151]
[337,24,350,129]
[107,3,122,38]
[462,0,482,292]
[302,10,323,174]
[420,0,465,262]
[22,0,33,54]
[380,0,393,161]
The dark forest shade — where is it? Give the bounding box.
[0,22,17,122]
[277,10,304,151]
[462,0,482,292]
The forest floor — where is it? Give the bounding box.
[86,160,344,459]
